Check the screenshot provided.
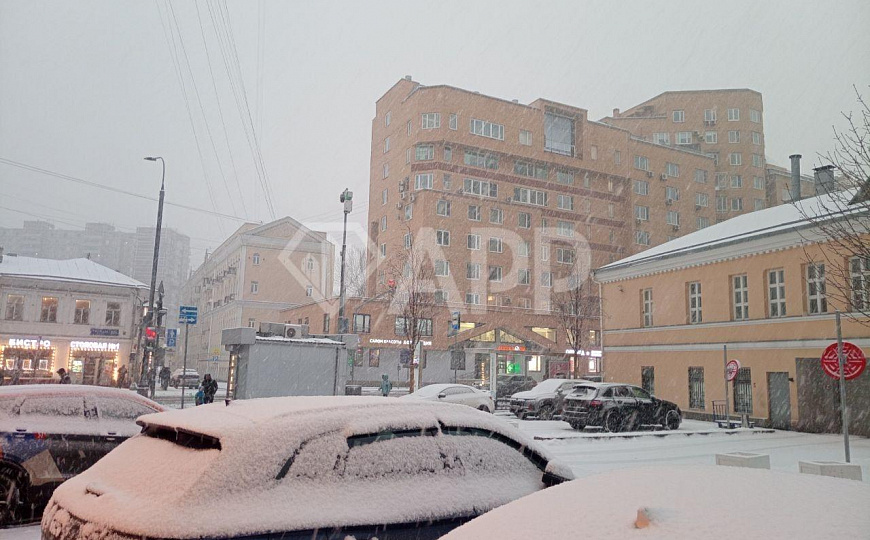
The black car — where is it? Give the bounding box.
[0,385,164,525]
[508,379,579,420]
[561,383,681,432]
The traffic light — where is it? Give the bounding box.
[144,327,158,349]
[387,278,396,293]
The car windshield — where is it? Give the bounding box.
[569,386,597,398]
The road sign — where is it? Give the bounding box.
[821,342,867,381]
[165,328,177,348]
[179,305,198,325]
[399,349,411,366]
[450,311,461,332]
[725,359,741,382]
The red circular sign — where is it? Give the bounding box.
[725,359,741,382]
[821,342,867,381]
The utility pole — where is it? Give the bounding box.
[338,189,353,333]
[149,281,165,399]
[835,310,851,462]
[140,156,165,388]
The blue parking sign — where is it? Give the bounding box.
[166,328,178,348]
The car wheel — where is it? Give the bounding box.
[568,421,586,431]
[0,469,24,525]
[604,411,623,433]
[664,410,681,430]
[517,412,526,420]
[538,404,554,421]
[477,405,492,413]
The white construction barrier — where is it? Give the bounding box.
[715,452,771,469]
[799,461,863,481]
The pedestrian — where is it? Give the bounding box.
[380,373,392,397]
[201,373,218,404]
[159,366,171,391]
[117,365,128,389]
[194,387,204,406]
[56,368,71,384]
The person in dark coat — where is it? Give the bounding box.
[201,373,218,404]
[57,368,71,384]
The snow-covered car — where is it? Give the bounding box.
[0,385,164,525]
[509,378,579,420]
[169,368,199,389]
[402,383,494,412]
[443,465,870,539]
[561,382,681,432]
[496,374,537,400]
[42,396,574,540]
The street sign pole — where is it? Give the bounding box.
[835,310,850,463]
[181,320,189,409]
[723,345,730,428]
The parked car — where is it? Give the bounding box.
[509,378,582,420]
[402,383,495,413]
[0,385,164,525]
[496,374,537,400]
[169,368,199,389]
[42,397,573,540]
[561,383,682,432]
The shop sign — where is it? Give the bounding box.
[70,341,120,352]
[564,349,603,358]
[368,338,433,347]
[7,338,51,349]
[90,328,120,337]
[496,345,526,352]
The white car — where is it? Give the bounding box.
[42,396,572,540]
[402,383,495,413]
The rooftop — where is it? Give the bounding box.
[0,255,147,289]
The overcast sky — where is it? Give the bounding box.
[1,0,868,265]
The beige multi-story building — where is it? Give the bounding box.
[766,162,816,207]
[602,89,768,221]
[593,190,870,435]
[179,217,334,379]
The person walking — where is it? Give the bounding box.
[201,373,218,404]
[380,373,392,397]
[117,365,128,389]
[159,366,171,391]
[56,368,71,384]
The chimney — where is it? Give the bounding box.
[403,75,412,81]
[789,154,802,202]
[813,165,836,195]
[613,108,620,118]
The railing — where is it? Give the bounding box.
[544,141,575,157]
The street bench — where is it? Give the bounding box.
[712,400,755,429]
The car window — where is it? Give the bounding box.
[570,386,597,398]
[20,396,86,417]
[96,397,159,420]
[615,387,634,398]
[630,387,652,400]
[452,387,473,395]
[601,388,614,398]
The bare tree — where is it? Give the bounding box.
[793,87,870,326]
[553,276,600,379]
[333,245,367,298]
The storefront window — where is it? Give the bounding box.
[531,327,556,341]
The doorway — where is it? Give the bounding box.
[767,372,791,430]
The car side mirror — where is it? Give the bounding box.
[438,393,447,399]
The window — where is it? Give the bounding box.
[436,230,450,246]
[688,282,702,323]
[728,130,740,143]
[384,137,390,153]
[694,169,708,184]
[449,113,457,130]
[518,212,531,229]
[467,263,481,280]
[653,132,670,145]
[676,132,693,145]
[731,198,743,211]
[385,111,391,126]
[727,108,740,121]
[519,130,532,145]
[689,367,705,409]
[379,243,386,258]
[697,216,710,229]
[395,317,433,337]
[664,162,679,178]
[488,237,503,253]
[488,266,503,282]
[666,186,680,202]
[380,190,389,207]
[464,177,498,197]
[466,292,481,305]
[633,155,649,171]
[434,290,448,304]
[467,205,481,221]
[443,174,452,190]
[557,221,574,237]
[614,150,621,165]
[704,109,717,123]
[435,260,450,277]
[407,120,412,135]
[557,194,574,211]
[608,203,615,217]
[641,367,655,395]
[252,253,261,265]
[708,152,720,166]
[731,175,743,188]
[467,234,481,250]
[470,118,505,140]
[806,263,828,314]
[754,176,765,190]
[404,233,412,249]
[404,204,413,220]
[247,318,256,328]
[705,131,718,143]
[307,258,315,272]
[444,146,452,161]
[73,300,90,324]
[422,113,440,129]
[752,154,763,168]
[634,180,649,195]
[733,274,749,320]
[767,269,786,318]
[514,160,548,180]
[667,211,681,227]
[436,199,451,216]
[489,208,504,224]
[415,144,434,161]
[672,110,685,123]
[323,313,330,333]
[716,173,728,189]
[518,241,530,257]
[518,268,531,285]
[850,257,870,310]
[695,193,709,207]
[250,281,259,294]
[642,289,653,327]
[541,272,553,287]
[752,131,762,145]
[383,163,389,178]
[353,314,371,333]
[635,205,649,221]
[513,187,547,206]
[734,368,752,414]
[380,215,387,232]
[716,196,728,212]
[5,294,24,321]
[541,244,550,262]
[556,170,574,185]
[556,248,575,265]
[754,199,765,211]
[636,230,650,245]
[749,109,761,123]
[463,149,499,169]
[105,302,121,326]
[544,112,574,155]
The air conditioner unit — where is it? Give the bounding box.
[283,324,309,339]
[661,173,668,181]
[672,225,681,232]
[258,322,287,337]
[666,199,673,206]
[396,202,403,209]
[400,192,406,200]
[635,218,643,225]
[409,193,416,202]
[646,171,654,178]
[695,205,702,211]
[505,196,513,203]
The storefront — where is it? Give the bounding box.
[1,338,57,384]
[67,340,120,386]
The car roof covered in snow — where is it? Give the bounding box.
[0,384,162,406]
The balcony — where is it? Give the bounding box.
[544,141,575,157]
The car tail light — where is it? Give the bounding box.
[526,402,534,410]
[589,399,603,408]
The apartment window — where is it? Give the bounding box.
[695,193,709,207]
[467,263,481,280]
[470,118,505,140]
[806,263,828,314]
[434,260,450,277]
[71,300,90,325]
[642,288,653,327]
[614,150,621,165]
[727,108,740,121]
[704,109,716,122]
[708,152,720,166]
[444,146,452,162]
[609,229,615,244]
[850,257,870,310]
[248,318,256,328]
[754,199,765,211]
[250,281,259,294]
[728,130,740,143]
[734,368,752,414]
[694,169,708,184]
[436,230,450,246]
[415,144,434,161]
[488,237,504,253]
[716,173,728,189]
[634,180,649,195]
[382,164,389,178]
[541,244,550,262]
[705,131,718,144]
[556,248,575,265]
[608,203,615,217]
[667,211,681,227]
[395,317,433,337]
[555,170,574,186]
[434,290,448,304]
[688,282,702,324]
[380,215,387,232]
[589,145,598,160]
[517,268,531,285]
[518,241,530,257]
[731,198,743,211]
[489,208,504,224]
[105,302,121,326]
[306,286,313,297]
[544,112,574,156]
[436,199,451,216]
[557,194,574,211]
[752,132,762,145]
[752,154,763,168]
[322,313,330,333]
[729,153,742,166]
[672,110,685,123]
[443,174,452,190]
[733,274,749,320]
[633,155,650,171]
[307,258,315,272]
[697,216,710,229]
[384,137,390,153]
[666,185,680,201]
[608,178,614,192]
[513,187,547,206]
[753,176,765,190]
[635,205,650,221]
[653,132,670,146]
[636,230,651,246]
[406,148,411,164]
[689,367,705,409]
[353,314,371,333]
[449,113,458,130]
[385,111,391,126]
[731,175,743,188]
[766,269,787,318]
[379,243,386,258]
[749,109,761,123]
[557,221,574,237]
[514,160,549,180]
[716,196,728,212]
[466,292,481,305]
[541,272,553,288]
[467,205,481,221]
[422,112,440,129]
[403,233,412,249]
[407,120,412,135]
[519,130,532,146]
[467,234,481,250]
[404,204,413,220]
[464,177,498,197]
[488,266,503,282]
[4,294,24,321]
[463,149,499,169]
[518,212,531,229]
[676,131,693,145]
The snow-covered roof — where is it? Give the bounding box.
[255,335,344,345]
[595,189,863,282]
[0,255,146,289]
[444,465,870,539]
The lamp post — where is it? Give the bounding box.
[139,156,165,392]
[338,189,353,333]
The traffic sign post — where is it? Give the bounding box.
[449,311,461,382]
[165,328,177,348]
[823,311,867,463]
[178,306,198,409]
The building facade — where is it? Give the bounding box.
[179,217,334,380]
[593,191,870,435]
[0,254,147,385]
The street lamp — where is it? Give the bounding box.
[338,189,353,333]
[139,156,165,394]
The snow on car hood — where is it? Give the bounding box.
[444,465,870,540]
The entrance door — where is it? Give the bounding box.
[767,372,791,430]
